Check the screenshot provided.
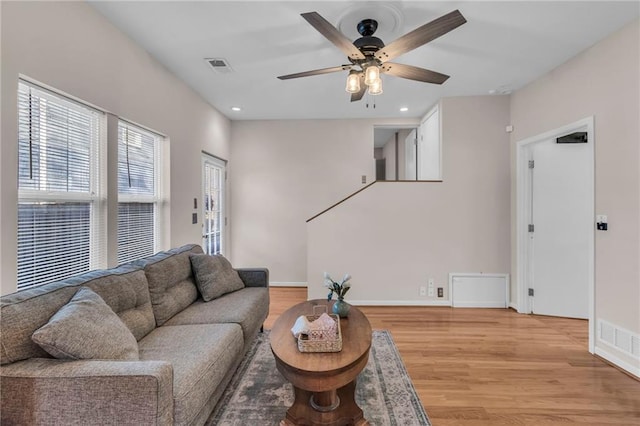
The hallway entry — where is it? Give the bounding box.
[516,117,594,348]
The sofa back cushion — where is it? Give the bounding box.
[0,264,154,365]
[141,244,203,326]
[31,287,140,360]
[190,254,245,301]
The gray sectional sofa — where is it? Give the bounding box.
[0,244,269,425]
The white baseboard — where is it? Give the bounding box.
[594,346,640,379]
[270,282,307,287]
[508,301,519,310]
[454,301,508,308]
[346,299,452,307]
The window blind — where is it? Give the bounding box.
[118,122,156,196]
[117,121,160,264]
[17,203,91,290]
[117,203,155,265]
[17,81,103,291]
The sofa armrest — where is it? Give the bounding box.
[1,358,173,425]
[236,268,269,288]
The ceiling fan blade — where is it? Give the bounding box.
[301,12,366,61]
[381,63,449,84]
[278,65,352,80]
[375,10,466,63]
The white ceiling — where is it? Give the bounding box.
[89,1,639,121]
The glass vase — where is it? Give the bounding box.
[332,298,350,318]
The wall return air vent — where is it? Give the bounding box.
[205,58,234,74]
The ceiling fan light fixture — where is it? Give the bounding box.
[345,70,361,93]
[368,78,383,95]
[364,64,380,86]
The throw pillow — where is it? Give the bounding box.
[32,287,139,360]
[190,254,245,302]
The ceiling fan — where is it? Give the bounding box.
[278,9,467,102]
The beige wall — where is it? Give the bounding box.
[510,20,639,369]
[230,118,417,284]
[308,96,511,302]
[0,1,230,295]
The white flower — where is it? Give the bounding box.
[323,272,353,300]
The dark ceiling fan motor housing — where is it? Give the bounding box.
[353,19,385,59]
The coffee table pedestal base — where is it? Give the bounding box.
[280,381,369,426]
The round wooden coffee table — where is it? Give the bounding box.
[270,299,372,426]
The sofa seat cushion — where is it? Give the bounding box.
[138,323,243,426]
[163,287,269,347]
[32,288,139,360]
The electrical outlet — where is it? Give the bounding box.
[437,287,443,298]
[419,286,426,296]
[428,278,434,288]
[428,287,435,297]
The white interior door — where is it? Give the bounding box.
[404,129,417,180]
[417,108,440,180]
[202,155,226,255]
[529,138,591,319]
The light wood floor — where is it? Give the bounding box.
[265,287,640,426]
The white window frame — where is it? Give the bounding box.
[116,120,164,264]
[17,80,107,290]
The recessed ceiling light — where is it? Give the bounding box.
[400,107,409,112]
[231,106,242,112]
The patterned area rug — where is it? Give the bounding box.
[207,330,431,425]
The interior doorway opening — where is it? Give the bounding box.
[374,127,414,181]
[516,116,595,353]
[374,108,441,181]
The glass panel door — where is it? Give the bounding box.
[202,154,225,255]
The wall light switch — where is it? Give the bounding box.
[596,214,608,231]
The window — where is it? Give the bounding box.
[17,81,105,290]
[117,121,161,264]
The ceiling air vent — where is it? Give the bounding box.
[205,58,233,74]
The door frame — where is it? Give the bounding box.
[515,116,595,353]
[201,152,227,255]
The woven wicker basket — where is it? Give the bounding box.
[297,306,342,353]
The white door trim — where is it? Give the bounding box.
[515,116,595,354]
[201,153,227,256]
